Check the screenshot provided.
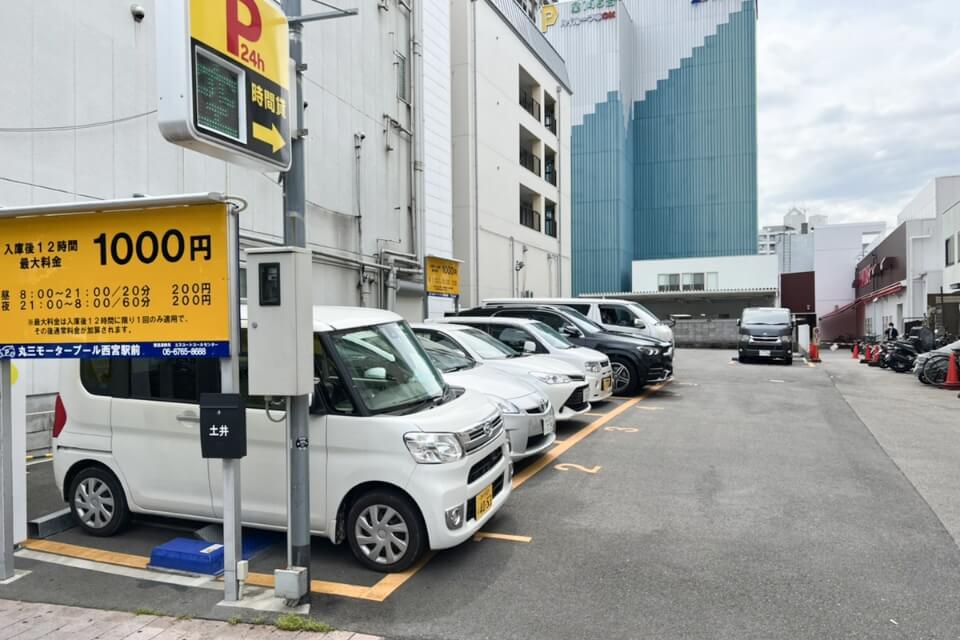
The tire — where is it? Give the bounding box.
[610,356,640,396]
[923,356,949,385]
[785,354,793,366]
[346,491,426,573]
[68,466,130,537]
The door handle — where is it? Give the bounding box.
[176,412,200,424]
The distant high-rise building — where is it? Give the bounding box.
[541,0,758,294]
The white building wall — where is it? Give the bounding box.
[631,255,778,292]
[814,221,887,319]
[936,177,960,289]
[0,1,434,392]
[451,0,572,307]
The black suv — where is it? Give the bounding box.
[452,304,672,395]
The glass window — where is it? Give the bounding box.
[741,308,791,326]
[626,302,660,325]
[599,304,635,327]
[331,322,443,414]
[947,236,955,266]
[420,341,476,373]
[314,335,356,414]
[129,358,220,402]
[706,272,719,290]
[80,359,129,397]
[488,326,540,352]
[682,273,705,291]
[527,321,574,349]
[414,329,472,359]
[447,327,519,360]
[566,303,591,314]
[658,274,680,292]
[395,53,408,101]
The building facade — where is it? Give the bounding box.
[451,0,573,306]
[813,222,886,325]
[542,0,758,294]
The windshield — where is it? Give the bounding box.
[330,322,445,414]
[454,327,520,360]
[742,308,791,326]
[528,321,574,349]
[626,302,661,324]
[421,341,477,373]
[553,306,604,333]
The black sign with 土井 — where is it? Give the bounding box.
[199,393,247,459]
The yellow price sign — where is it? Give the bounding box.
[0,203,230,360]
[425,256,461,298]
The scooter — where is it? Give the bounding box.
[884,338,919,373]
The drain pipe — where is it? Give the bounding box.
[411,0,426,302]
[354,131,369,306]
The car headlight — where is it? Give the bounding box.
[529,371,572,385]
[585,361,603,373]
[636,346,659,356]
[489,395,520,414]
[403,432,464,463]
[780,336,791,343]
[740,334,751,343]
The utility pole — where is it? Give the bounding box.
[282,0,311,607]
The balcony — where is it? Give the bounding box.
[520,204,542,232]
[520,148,541,178]
[544,111,556,135]
[544,163,556,186]
[544,205,557,238]
[519,89,541,122]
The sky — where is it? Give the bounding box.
[757,0,960,228]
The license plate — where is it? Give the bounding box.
[601,376,612,391]
[759,350,771,357]
[475,484,494,520]
[543,415,556,435]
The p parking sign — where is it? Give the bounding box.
[158,0,291,171]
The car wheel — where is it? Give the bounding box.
[785,354,793,365]
[69,466,129,537]
[923,356,949,385]
[347,491,426,573]
[610,356,640,396]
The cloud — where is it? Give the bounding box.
[758,0,960,228]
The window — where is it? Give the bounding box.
[682,273,705,291]
[706,272,719,290]
[657,274,680,292]
[948,236,956,266]
[544,206,557,237]
[488,326,541,353]
[415,329,472,359]
[599,304,635,327]
[395,53,408,101]
[80,359,130,397]
[129,358,220,402]
[566,303,591,314]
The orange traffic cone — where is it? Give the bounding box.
[809,343,821,362]
[852,343,860,359]
[942,352,960,390]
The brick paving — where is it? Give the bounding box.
[0,599,382,640]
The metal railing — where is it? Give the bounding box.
[544,111,557,134]
[519,89,541,122]
[519,148,541,177]
[544,211,557,237]
[520,204,541,232]
[544,163,557,186]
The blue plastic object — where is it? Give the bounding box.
[149,530,282,575]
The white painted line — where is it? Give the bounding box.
[26,458,53,467]
[15,549,222,590]
[216,589,310,614]
[0,569,31,585]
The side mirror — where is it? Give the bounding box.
[665,318,676,328]
[633,319,647,330]
[561,324,581,338]
[364,367,387,380]
[523,340,537,353]
[736,319,741,327]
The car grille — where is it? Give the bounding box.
[468,446,504,484]
[564,385,589,411]
[750,336,780,344]
[466,474,506,521]
[525,399,550,415]
[458,414,503,454]
[569,374,585,382]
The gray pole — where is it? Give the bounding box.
[0,361,13,581]
[221,206,243,601]
[282,0,311,606]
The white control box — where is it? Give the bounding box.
[245,247,313,397]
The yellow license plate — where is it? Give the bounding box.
[475,484,494,520]
[602,376,612,391]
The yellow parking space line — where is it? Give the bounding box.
[472,532,532,543]
[512,381,669,490]
[25,453,53,462]
[21,539,149,570]
[362,552,435,601]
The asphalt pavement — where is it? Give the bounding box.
[6,349,960,639]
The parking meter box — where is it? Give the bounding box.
[199,393,246,459]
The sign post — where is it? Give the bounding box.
[0,193,240,597]
[425,255,463,312]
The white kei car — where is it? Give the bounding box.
[411,323,590,421]
[418,338,556,461]
[443,317,614,403]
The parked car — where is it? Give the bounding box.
[54,307,511,573]
[483,297,674,345]
[452,304,672,396]
[737,307,794,365]
[410,323,591,420]
[418,339,556,460]
[441,316,614,403]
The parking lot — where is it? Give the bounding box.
[5,348,960,639]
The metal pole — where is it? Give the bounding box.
[0,360,14,581]
[283,0,311,605]
[221,206,243,601]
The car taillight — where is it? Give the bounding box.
[52,394,66,439]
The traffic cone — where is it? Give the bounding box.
[942,352,960,390]
[809,343,820,363]
[852,343,860,359]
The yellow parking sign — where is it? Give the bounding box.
[0,203,230,359]
[425,256,461,298]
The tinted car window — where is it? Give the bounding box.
[488,326,540,352]
[567,303,591,314]
[742,309,791,325]
[80,359,129,397]
[599,305,635,326]
[130,358,220,402]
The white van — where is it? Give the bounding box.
[483,298,674,345]
[53,307,511,573]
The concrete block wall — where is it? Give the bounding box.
[673,319,739,348]
[26,393,56,453]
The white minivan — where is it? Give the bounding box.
[53,307,511,573]
[483,298,674,345]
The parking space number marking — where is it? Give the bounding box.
[555,463,602,474]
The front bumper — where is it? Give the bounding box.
[503,409,556,461]
[411,436,513,550]
[586,368,614,402]
[739,345,791,359]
